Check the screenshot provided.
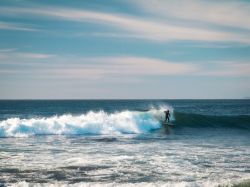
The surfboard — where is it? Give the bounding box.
[162,122,174,126]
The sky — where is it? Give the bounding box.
[0,0,250,99]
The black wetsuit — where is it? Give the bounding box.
[165,112,170,122]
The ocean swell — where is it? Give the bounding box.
[174,112,250,130]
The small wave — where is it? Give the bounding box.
[0,107,172,138]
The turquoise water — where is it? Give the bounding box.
[0,100,250,186]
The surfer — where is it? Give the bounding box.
[164,110,170,123]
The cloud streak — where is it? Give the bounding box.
[0,52,199,79]
[0,51,54,62]
[0,48,17,52]
[0,21,38,31]
[16,52,54,59]
[1,51,249,79]
[0,5,249,43]
[134,0,250,30]
[79,56,198,76]
[201,62,250,77]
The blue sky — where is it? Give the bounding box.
[0,0,250,99]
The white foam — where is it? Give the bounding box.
[8,180,234,187]
[0,108,172,137]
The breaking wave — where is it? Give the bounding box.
[1,104,248,138]
[0,107,172,137]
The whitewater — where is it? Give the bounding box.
[0,100,250,187]
[0,108,169,137]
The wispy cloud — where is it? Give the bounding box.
[0,51,54,62]
[1,51,249,79]
[201,62,250,77]
[76,32,147,40]
[76,56,199,77]
[0,52,199,79]
[16,52,55,59]
[0,48,17,52]
[0,21,38,31]
[0,6,249,43]
[134,0,250,30]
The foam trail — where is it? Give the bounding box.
[0,109,169,137]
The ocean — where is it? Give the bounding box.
[0,100,249,187]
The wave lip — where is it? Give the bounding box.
[0,110,162,138]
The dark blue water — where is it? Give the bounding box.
[0,100,250,186]
[1,100,249,120]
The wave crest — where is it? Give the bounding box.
[0,109,167,137]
